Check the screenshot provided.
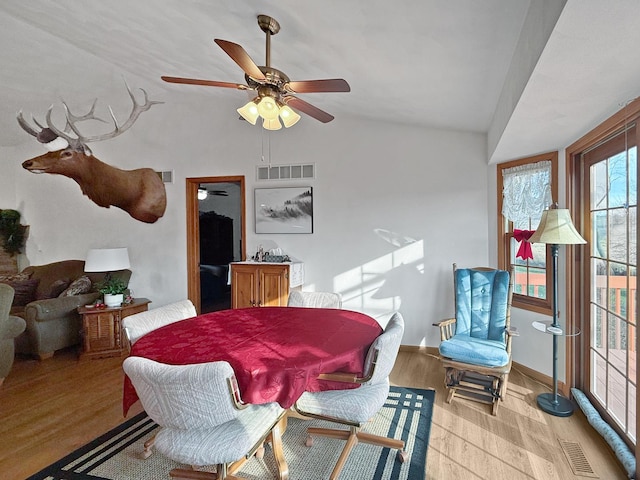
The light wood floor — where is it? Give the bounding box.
[0,347,629,480]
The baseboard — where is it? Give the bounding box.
[399,345,439,355]
[511,361,569,395]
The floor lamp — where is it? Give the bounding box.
[528,206,586,417]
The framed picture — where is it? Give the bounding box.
[255,187,313,234]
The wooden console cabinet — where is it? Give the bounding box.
[230,262,303,308]
[78,298,150,359]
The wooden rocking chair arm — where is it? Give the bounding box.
[505,326,519,337]
[432,317,456,328]
[433,317,457,341]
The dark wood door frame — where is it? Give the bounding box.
[186,176,246,314]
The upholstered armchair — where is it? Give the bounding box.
[11,260,130,359]
[123,357,289,480]
[433,264,516,415]
[0,284,26,386]
[287,291,342,308]
[294,312,406,480]
[122,299,197,346]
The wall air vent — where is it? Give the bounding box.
[256,163,315,181]
[157,170,174,183]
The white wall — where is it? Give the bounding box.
[0,149,16,206]
[2,91,491,351]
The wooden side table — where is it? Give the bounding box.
[78,298,150,359]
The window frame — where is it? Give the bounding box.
[497,151,558,315]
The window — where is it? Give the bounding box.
[497,152,558,314]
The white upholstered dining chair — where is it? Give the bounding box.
[287,291,342,309]
[123,299,196,346]
[123,356,289,480]
[293,312,406,480]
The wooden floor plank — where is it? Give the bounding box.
[0,347,629,479]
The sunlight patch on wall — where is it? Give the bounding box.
[334,238,424,320]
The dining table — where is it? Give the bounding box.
[122,306,383,416]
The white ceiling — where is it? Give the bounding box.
[2,0,640,163]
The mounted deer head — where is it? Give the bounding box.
[17,82,167,224]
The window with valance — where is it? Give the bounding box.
[497,152,558,314]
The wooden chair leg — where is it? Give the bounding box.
[271,416,289,480]
[329,429,359,480]
[446,387,456,403]
[142,433,156,459]
[169,468,217,479]
[356,431,404,451]
[500,373,509,401]
[227,417,289,480]
[307,424,405,479]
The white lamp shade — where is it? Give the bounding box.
[528,209,587,245]
[257,96,279,120]
[237,101,259,125]
[279,105,301,128]
[85,248,130,272]
[263,118,282,130]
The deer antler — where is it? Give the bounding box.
[17,81,163,154]
[16,111,40,138]
[80,81,163,144]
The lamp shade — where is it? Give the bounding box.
[263,118,282,130]
[528,209,586,245]
[237,100,259,125]
[257,96,279,120]
[279,105,301,128]
[85,248,130,272]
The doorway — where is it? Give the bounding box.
[582,129,637,445]
[186,176,246,314]
[568,100,639,450]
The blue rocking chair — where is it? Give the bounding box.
[433,264,516,415]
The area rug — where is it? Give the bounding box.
[27,386,434,480]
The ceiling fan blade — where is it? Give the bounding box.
[214,39,266,81]
[161,76,249,90]
[285,79,351,93]
[284,96,334,123]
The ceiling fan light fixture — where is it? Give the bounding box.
[279,105,301,128]
[257,96,279,120]
[163,15,350,128]
[263,118,282,131]
[237,100,259,125]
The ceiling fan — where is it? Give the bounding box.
[197,187,228,200]
[161,15,350,130]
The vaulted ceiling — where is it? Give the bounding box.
[2,1,640,163]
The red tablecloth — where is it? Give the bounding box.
[123,307,382,415]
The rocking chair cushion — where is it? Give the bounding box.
[439,335,509,367]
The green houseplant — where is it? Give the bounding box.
[0,209,27,255]
[97,276,128,307]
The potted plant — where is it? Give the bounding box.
[0,209,28,255]
[97,276,128,307]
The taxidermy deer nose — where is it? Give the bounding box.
[22,160,32,169]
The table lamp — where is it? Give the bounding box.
[85,248,130,274]
[528,205,586,416]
